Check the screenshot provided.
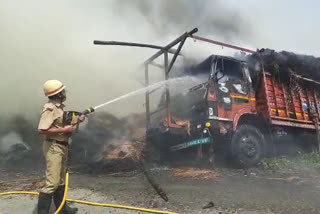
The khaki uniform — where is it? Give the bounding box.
[38,100,69,194]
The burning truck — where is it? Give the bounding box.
[142,31,320,167]
[94,28,320,167]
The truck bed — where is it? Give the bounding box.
[257,72,320,129]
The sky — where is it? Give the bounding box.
[227,0,320,55]
[0,0,319,117]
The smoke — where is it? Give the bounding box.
[0,0,254,117]
[0,0,255,165]
[0,132,29,155]
[112,0,252,41]
[71,112,146,163]
[251,49,320,81]
[0,131,33,167]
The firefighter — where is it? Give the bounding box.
[37,80,83,214]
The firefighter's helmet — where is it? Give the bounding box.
[43,80,66,97]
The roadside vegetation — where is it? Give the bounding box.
[261,152,320,170]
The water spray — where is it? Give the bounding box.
[81,76,193,116]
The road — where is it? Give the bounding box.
[1,165,320,214]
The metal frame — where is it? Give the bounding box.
[143,31,259,126]
[93,28,261,126]
[191,35,256,54]
[143,28,198,125]
[93,28,198,126]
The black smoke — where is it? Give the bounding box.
[112,0,253,41]
[250,49,320,81]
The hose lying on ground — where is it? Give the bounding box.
[137,159,168,201]
[0,170,179,214]
[1,139,174,213]
[0,190,179,214]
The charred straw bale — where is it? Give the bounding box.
[250,49,320,81]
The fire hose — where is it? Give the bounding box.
[0,107,177,214]
[0,171,179,214]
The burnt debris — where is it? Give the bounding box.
[250,49,320,81]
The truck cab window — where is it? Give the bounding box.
[216,58,244,81]
[215,58,248,95]
[215,58,228,83]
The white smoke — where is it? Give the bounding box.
[0,131,29,155]
[0,0,255,117]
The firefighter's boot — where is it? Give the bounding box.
[37,192,52,214]
[53,185,78,214]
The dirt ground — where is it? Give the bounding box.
[1,163,320,214]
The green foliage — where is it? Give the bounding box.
[261,156,296,170]
[261,152,320,170]
[299,152,320,169]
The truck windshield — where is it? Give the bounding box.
[215,58,244,83]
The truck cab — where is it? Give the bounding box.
[147,55,261,167]
[169,55,255,124]
[205,55,256,127]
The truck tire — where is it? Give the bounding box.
[231,125,265,167]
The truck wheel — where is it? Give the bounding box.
[231,125,265,167]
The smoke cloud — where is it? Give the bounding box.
[112,0,252,41]
[0,0,254,117]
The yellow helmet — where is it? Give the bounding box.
[43,80,66,97]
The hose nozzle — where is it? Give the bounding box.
[82,107,95,115]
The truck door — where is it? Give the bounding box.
[210,57,249,117]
